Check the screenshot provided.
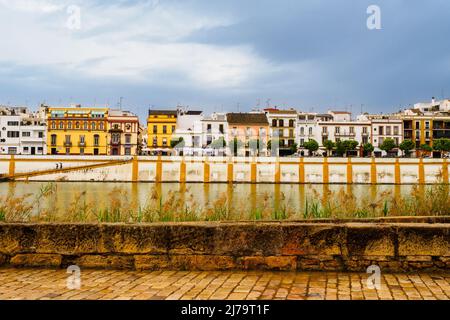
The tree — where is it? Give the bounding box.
[323,140,335,156]
[210,137,226,149]
[399,139,415,157]
[420,144,433,152]
[433,138,450,157]
[380,138,397,154]
[363,143,374,156]
[248,139,264,156]
[303,139,319,156]
[267,138,280,155]
[228,138,243,156]
[289,142,298,155]
[170,137,185,149]
[335,140,358,157]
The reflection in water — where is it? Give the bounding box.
[0,181,416,216]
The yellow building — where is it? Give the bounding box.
[45,105,109,155]
[147,110,177,154]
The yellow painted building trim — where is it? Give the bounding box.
[323,157,329,184]
[204,158,210,183]
[395,158,401,184]
[8,155,15,176]
[420,119,425,145]
[370,157,377,184]
[346,158,353,184]
[251,158,257,183]
[132,156,139,182]
[418,158,425,184]
[180,158,186,183]
[275,157,281,183]
[298,158,305,184]
[442,159,449,184]
[227,161,234,183]
[156,155,162,182]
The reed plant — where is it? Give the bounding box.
[0,181,448,223]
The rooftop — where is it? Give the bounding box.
[226,113,269,125]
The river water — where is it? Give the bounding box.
[0,182,418,216]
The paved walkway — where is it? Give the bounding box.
[0,268,449,300]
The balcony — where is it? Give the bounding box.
[110,140,121,146]
[335,132,356,137]
[64,141,72,147]
[78,141,86,147]
[322,132,329,136]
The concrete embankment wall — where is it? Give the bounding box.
[0,220,448,272]
[0,155,449,184]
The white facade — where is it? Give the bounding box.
[201,112,228,156]
[173,108,204,156]
[264,109,297,153]
[0,106,46,155]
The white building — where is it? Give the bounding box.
[358,114,403,157]
[172,108,204,156]
[201,112,228,156]
[0,106,47,155]
[264,108,297,155]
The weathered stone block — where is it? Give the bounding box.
[135,255,170,270]
[10,253,61,267]
[238,256,296,271]
[397,225,450,256]
[345,224,396,257]
[405,255,432,262]
[170,255,236,271]
[280,224,343,256]
[35,224,90,254]
[101,224,169,254]
[0,224,37,254]
[0,253,7,265]
[77,255,134,269]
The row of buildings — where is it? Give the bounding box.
[1,97,449,157]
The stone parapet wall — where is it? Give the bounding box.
[1,155,449,184]
[0,220,448,272]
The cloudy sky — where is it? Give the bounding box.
[0,0,449,119]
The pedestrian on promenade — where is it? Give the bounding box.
[56,163,59,169]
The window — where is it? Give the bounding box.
[153,125,157,134]
[92,122,96,130]
[8,147,17,154]
[112,133,120,144]
[379,137,384,147]
[394,126,399,135]
[172,126,175,133]
[289,120,294,127]
[415,121,420,129]
[94,135,100,146]
[207,124,212,133]
[125,147,131,155]
[23,147,29,152]
[300,138,304,146]
[75,122,80,129]
[65,135,71,143]
[363,127,368,134]
[22,132,31,137]
[350,127,354,134]
[7,131,20,138]
[394,137,399,145]
[51,134,57,145]
[125,134,131,144]
[300,127,304,135]
[59,122,64,129]
[425,122,430,130]
[309,127,313,135]
[279,120,284,127]
[38,132,44,138]
[289,129,294,138]
[51,121,56,129]
[162,138,167,146]
[66,148,70,155]
[84,121,88,130]
[163,126,167,134]
[219,124,224,134]
[272,119,277,127]
[335,127,340,134]
[7,121,19,126]
[322,127,328,133]
[99,122,104,130]
[80,135,85,143]
[153,137,157,146]
[386,126,391,135]
[80,148,84,155]
[379,126,384,135]
[278,129,283,138]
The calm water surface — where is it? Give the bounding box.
[0,182,417,215]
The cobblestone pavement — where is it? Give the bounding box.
[0,268,449,300]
